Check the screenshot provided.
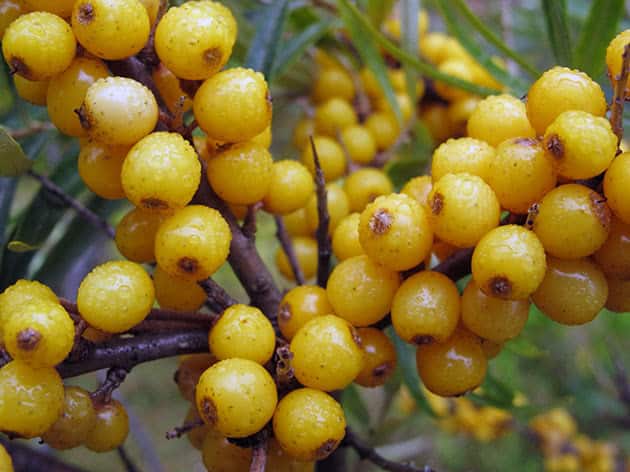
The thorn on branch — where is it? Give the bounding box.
[309,136,331,288]
[198,279,238,313]
[274,216,305,285]
[165,418,205,440]
[91,366,129,404]
[609,43,630,150]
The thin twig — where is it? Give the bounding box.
[610,43,630,149]
[274,216,305,285]
[91,367,129,404]
[310,136,331,287]
[165,418,205,440]
[612,358,630,412]
[117,446,142,472]
[198,279,238,313]
[372,123,412,168]
[432,248,474,282]
[250,438,268,472]
[0,436,88,472]
[242,202,262,240]
[7,121,55,139]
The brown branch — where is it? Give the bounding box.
[198,279,238,313]
[8,121,55,139]
[242,202,262,240]
[117,446,142,472]
[91,366,129,404]
[372,123,412,168]
[310,136,331,287]
[613,358,630,413]
[432,248,473,282]
[165,418,205,440]
[274,216,305,285]
[0,436,89,472]
[250,438,268,472]
[610,43,630,149]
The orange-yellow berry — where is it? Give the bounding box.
[365,112,400,151]
[604,152,630,224]
[344,168,393,213]
[354,327,397,388]
[606,30,630,99]
[401,175,432,210]
[115,207,170,263]
[305,184,350,234]
[332,213,364,261]
[275,236,318,281]
[314,97,357,136]
[431,137,494,183]
[42,386,97,450]
[593,216,630,279]
[301,135,346,182]
[263,160,314,215]
[340,125,377,164]
[278,285,333,341]
[152,63,192,115]
[467,94,536,146]
[84,400,129,452]
[201,430,252,471]
[153,266,207,312]
[605,277,630,313]
[13,76,48,106]
[175,353,216,402]
[78,139,128,200]
[312,67,354,103]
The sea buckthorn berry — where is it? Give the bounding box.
[80,77,158,146]
[301,135,346,182]
[155,205,231,281]
[25,0,75,17]
[480,339,503,359]
[78,139,128,200]
[77,260,154,333]
[466,94,536,146]
[85,400,129,452]
[365,112,400,151]
[442,37,473,63]
[278,285,333,341]
[209,304,275,365]
[416,328,487,397]
[0,279,57,341]
[152,63,192,115]
[0,443,12,471]
[401,175,432,210]
[175,353,216,402]
[263,160,314,215]
[293,117,315,150]
[13,76,48,106]
[532,257,608,325]
[341,125,377,164]
[435,59,475,101]
[428,173,501,248]
[138,0,159,24]
[383,10,429,39]
[327,255,400,326]
[115,208,170,263]
[606,30,630,98]
[155,1,236,80]
[312,67,355,103]
[184,406,210,450]
[391,271,460,345]
[359,193,433,271]
[41,386,97,450]
[194,68,271,143]
[593,217,630,279]
[604,152,630,224]
[543,110,617,180]
[273,388,346,461]
[421,102,456,143]
[195,358,277,438]
[355,327,397,388]
[533,184,611,259]
[290,315,364,391]
[472,225,546,300]
[48,57,110,137]
[447,96,480,134]
[305,184,350,234]
[267,439,315,472]
[431,137,494,183]
[153,266,206,313]
[283,208,311,237]
[201,430,252,471]
[419,32,450,64]
[526,66,607,135]
[487,138,556,214]
[461,279,529,342]
[0,0,26,40]
[3,300,74,367]
[332,213,363,261]
[605,277,630,313]
[314,97,357,136]
[2,11,76,81]
[251,125,272,149]
[344,168,393,213]
[276,236,318,281]
[0,360,64,438]
[72,0,149,60]
[376,93,414,122]
[82,326,111,343]
[360,67,383,98]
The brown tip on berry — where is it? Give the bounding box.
[200,397,218,425]
[589,191,611,230]
[140,197,169,210]
[372,361,395,379]
[545,134,564,158]
[315,438,339,460]
[75,104,91,130]
[203,47,222,67]
[488,276,512,298]
[411,334,434,346]
[368,208,392,235]
[178,257,199,274]
[77,3,95,24]
[278,303,291,322]
[9,57,30,78]
[16,328,41,351]
[430,193,444,215]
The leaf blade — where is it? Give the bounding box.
[244,0,290,78]
[400,0,420,107]
[0,127,31,177]
[541,0,572,66]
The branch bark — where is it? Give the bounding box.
[310,136,331,287]
[0,436,88,472]
[610,43,630,148]
[274,215,305,285]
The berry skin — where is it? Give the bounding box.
[115,207,170,263]
[421,103,456,142]
[314,97,357,136]
[301,135,346,182]
[354,327,397,388]
[429,173,501,248]
[461,279,530,342]
[533,184,611,259]
[401,175,433,210]
[327,255,400,327]
[526,66,607,135]
[487,137,556,214]
[152,63,192,115]
[543,110,617,180]
[447,96,480,134]
[175,353,216,402]
[194,67,271,143]
[605,277,630,313]
[416,329,487,397]
[365,112,400,151]
[3,300,74,367]
[467,94,536,146]
[251,125,272,149]
[481,339,503,359]
[41,386,97,450]
[435,59,476,101]
[332,213,364,261]
[0,443,12,472]
[305,184,350,234]
[0,0,26,40]
[358,193,433,271]
[195,358,277,438]
[593,217,630,279]
[344,168,393,213]
[606,30,630,99]
[473,225,546,300]
[78,139,128,200]
[201,430,252,472]
[391,271,460,345]
[263,160,314,215]
[207,142,272,205]
[273,388,346,461]
[2,11,76,81]
[375,93,414,122]
[312,67,355,103]
[0,360,64,438]
[77,260,154,333]
[283,208,311,237]
[276,236,318,281]
[84,400,129,452]
[25,0,76,17]
[155,205,232,281]
[267,439,315,472]
[80,77,158,146]
[532,257,608,325]
[209,304,275,365]
[13,75,48,106]
[278,285,333,341]
[604,152,630,224]
[72,0,149,60]
[293,117,315,150]
[290,315,364,391]
[0,279,57,342]
[431,137,494,183]
[153,266,206,312]
[340,125,377,164]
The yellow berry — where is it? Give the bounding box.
[13,75,48,106]
[301,135,346,182]
[78,139,128,200]
[340,125,377,164]
[604,152,630,224]
[275,236,318,281]
[152,63,192,115]
[153,266,206,312]
[314,97,357,136]
[481,339,503,359]
[42,386,96,450]
[383,10,429,39]
[293,117,315,150]
[201,430,252,471]
[606,30,630,99]
[0,279,57,342]
[375,93,414,122]
[344,168,393,213]
[0,443,12,471]
[434,59,475,101]
[359,67,382,99]
[283,208,311,237]
[401,175,432,210]
[24,0,74,16]
[593,216,630,279]
[0,0,27,40]
[447,96,481,134]
[175,353,216,402]
[365,112,400,151]
[85,400,129,452]
[354,327,396,388]
[431,137,494,183]
[77,260,154,333]
[251,125,272,149]
[81,326,111,344]
[419,32,450,64]
[312,67,354,103]
[267,438,315,472]
[137,0,159,24]
[263,160,314,215]
[421,102,456,143]
[278,285,332,341]
[115,207,170,263]
[332,213,363,261]
[605,276,630,313]
[467,94,536,146]
[305,183,350,234]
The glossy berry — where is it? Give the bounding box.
[447,96,480,134]
[195,358,277,438]
[0,279,57,342]
[153,266,207,313]
[42,386,97,450]
[472,225,546,300]
[421,103,456,143]
[115,207,170,263]
[273,388,346,461]
[365,112,399,151]
[314,97,357,136]
[283,208,311,237]
[312,67,354,103]
[201,430,252,471]
[152,63,192,115]
[155,205,232,281]
[278,285,333,341]
[301,135,346,182]
[431,137,494,183]
[604,152,630,224]
[344,168,393,213]
[467,94,536,146]
[355,327,397,388]
[327,255,400,327]
[593,217,630,279]
[263,160,314,215]
[401,175,433,210]
[175,353,216,402]
[13,76,48,106]
[332,213,364,261]
[78,139,128,200]
[340,125,377,164]
[276,236,318,281]
[85,400,129,452]
[435,59,476,101]
[606,30,630,98]
[605,277,630,313]
[305,184,350,234]
[77,260,154,333]
[293,117,315,151]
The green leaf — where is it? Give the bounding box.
[360,0,396,27]
[271,21,332,80]
[400,0,420,106]
[573,0,624,78]
[341,384,370,428]
[7,240,39,253]
[472,372,516,408]
[386,120,433,189]
[542,0,572,66]
[505,336,547,359]
[0,127,31,177]
[244,0,290,78]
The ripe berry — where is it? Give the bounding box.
[605,277,630,313]
[263,160,314,215]
[41,386,97,450]
[0,279,57,342]
[275,236,318,281]
[401,175,432,210]
[153,266,207,312]
[461,279,529,342]
[115,208,170,263]
[0,360,64,438]
[152,63,192,115]
[447,96,480,134]
[13,75,48,106]
[606,30,630,98]
[251,125,272,149]
[481,339,503,359]
[301,135,346,182]
[0,0,26,40]
[359,193,433,271]
[267,438,315,472]
[428,173,501,248]
[532,257,608,325]
[273,388,346,461]
[25,0,75,16]
[421,103,456,142]
[85,400,129,452]
[278,285,333,341]
[327,255,400,326]
[175,353,216,402]
[305,184,350,235]
[77,260,154,333]
[473,224,546,300]
[604,152,630,224]
[467,94,536,146]
[0,443,12,471]
[283,208,311,237]
[332,213,364,261]
[416,329,487,397]
[533,184,611,259]
[392,271,460,345]
[375,93,414,122]
[293,117,315,150]
[344,168,393,213]
[355,327,397,388]
[435,59,476,101]
[78,139,128,200]
[155,205,232,281]
[314,97,357,136]
[201,430,252,471]
[593,217,630,279]
[195,358,277,438]
[365,112,400,151]
[340,124,377,164]
[312,67,355,103]
[431,137,494,183]
[290,314,364,391]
